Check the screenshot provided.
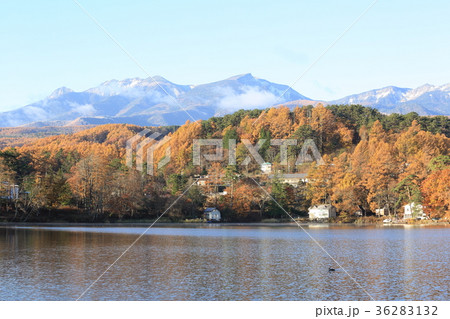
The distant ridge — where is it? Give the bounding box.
[331,84,450,115]
[0,74,307,127]
[0,75,449,128]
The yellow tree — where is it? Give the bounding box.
[363,141,399,214]
[292,106,310,132]
[0,158,14,182]
[223,179,266,220]
[0,158,15,198]
[153,120,202,174]
[307,155,334,205]
[68,155,109,215]
[421,168,450,219]
[330,152,362,215]
[266,106,292,138]
[309,104,340,152]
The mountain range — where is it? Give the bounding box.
[330,84,450,116]
[0,74,448,127]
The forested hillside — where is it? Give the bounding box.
[1,105,449,222]
[0,126,98,149]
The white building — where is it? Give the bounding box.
[268,173,308,187]
[261,162,272,174]
[355,209,363,217]
[375,208,386,216]
[195,176,208,186]
[403,202,425,220]
[204,207,221,222]
[308,204,336,220]
[0,182,19,200]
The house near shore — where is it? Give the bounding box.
[308,204,336,220]
[375,208,386,216]
[194,175,228,196]
[204,207,221,222]
[403,202,425,220]
[0,182,19,200]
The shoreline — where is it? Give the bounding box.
[1,221,448,228]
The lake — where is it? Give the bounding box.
[0,224,448,301]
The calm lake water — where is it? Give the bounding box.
[0,224,448,301]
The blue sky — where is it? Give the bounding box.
[0,0,449,112]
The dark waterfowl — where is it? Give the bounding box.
[328,267,336,272]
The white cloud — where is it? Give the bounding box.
[217,86,278,110]
[69,102,96,116]
[22,106,48,120]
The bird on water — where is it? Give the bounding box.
[328,267,336,272]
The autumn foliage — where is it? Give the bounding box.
[0,105,449,221]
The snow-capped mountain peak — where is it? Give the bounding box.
[333,83,450,115]
[225,73,255,81]
[49,87,74,99]
[0,74,309,127]
[403,84,435,101]
[0,76,448,128]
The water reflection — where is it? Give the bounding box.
[0,225,448,300]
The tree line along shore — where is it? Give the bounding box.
[1,104,449,223]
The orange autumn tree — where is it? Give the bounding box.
[364,141,400,215]
[292,106,311,132]
[310,104,338,151]
[361,121,397,214]
[421,156,450,219]
[223,178,266,220]
[0,158,15,199]
[0,157,15,184]
[153,120,202,175]
[307,155,334,205]
[266,106,293,138]
[348,132,370,212]
[395,120,449,181]
[330,152,363,215]
[68,154,109,215]
[238,106,293,141]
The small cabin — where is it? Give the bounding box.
[0,182,19,200]
[308,204,336,220]
[195,176,208,186]
[403,202,425,220]
[261,162,272,174]
[204,207,221,222]
[375,208,386,217]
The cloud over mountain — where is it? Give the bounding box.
[0,74,448,128]
[0,74,308,127]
